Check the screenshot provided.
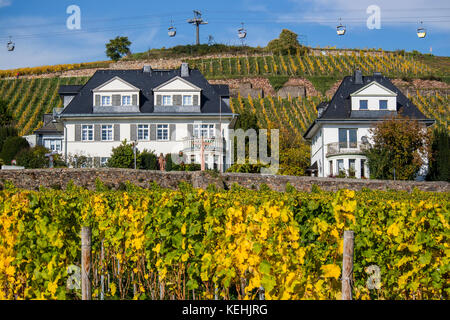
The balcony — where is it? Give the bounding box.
[326,142,369,157]
[183,137,225,153]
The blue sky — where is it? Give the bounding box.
[0,0,449,69]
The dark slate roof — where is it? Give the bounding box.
[211,84,230,97]
[58,85,83,95]
[319,74,429,120]
[34,114,63,135]
[60,68,233,115]
[303,73,434,138]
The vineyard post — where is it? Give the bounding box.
[342,230,354,300]
[81,226,92,300]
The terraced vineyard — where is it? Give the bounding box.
[410,92,450,129]
[0,75,448,137]
[0,77,89,136]
[187,52,433,78]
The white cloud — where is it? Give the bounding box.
[0,0,11,8]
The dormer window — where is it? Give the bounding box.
[162,95,172,106]
[101,96,111,106]
[379,100,388,110]
[359,100,368,110]
[183,95,193,106]
[122,96,131,106]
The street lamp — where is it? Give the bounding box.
[132,141,138,170]
[45,151,58,168]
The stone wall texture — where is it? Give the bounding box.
[0,169,449,193]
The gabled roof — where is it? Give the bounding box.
[350,81,397,97]
[303,72,434,139]
[92,76,141,91]
[153,76,202,91]
[60,68,233,115]
[34,114,63,135]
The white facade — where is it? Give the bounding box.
[310,123,372,178]
[52,68,236,171]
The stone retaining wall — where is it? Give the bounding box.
[0,169,448,193]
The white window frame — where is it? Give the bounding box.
[101,124,113,141]
[138,124,149,141]
[82,125,94,141]
[101,96,112,106]
[379,99,388,110]
[194,124,215,139]
[122,95,132,106]
[183,95,193,106]
[44,139,62,152]
[157,124,169,141]
[359,100,368,110]
[162,95,172,106]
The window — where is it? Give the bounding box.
[100,157,110,167]
[190,155,196,164]
[204,154,209,170]
[122,96,131,106]
[101,125,113,141]
[337,159,345,174]
[44,140,62,152]
[101,96,111,106]
[361,159,366,178]
[359,100,368,110]
[183,95,193,106]
[162,95,172,106]
[82,125,93,141]
[194,124,215,138]
[379,100,388,110]
[339,129,357,149]
[157,124,169,141]
[349,159,356,177]
[138,125,149,141]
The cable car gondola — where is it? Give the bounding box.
[336,18,346,36]
[417,21,426,38]
[7,36,15,51]
[238,22,247,39]
[168,20,176,37]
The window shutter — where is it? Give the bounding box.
[156,95,162,106]
[170,124,176,141]
[132,94,138,106]
[75,124,81,141]
[187,124,193,138]
[130,124,137,141]
[112,94,121,106]
[94,95,101,106]
[193,95,199,106]
[150,124,157,141]
[215,124,221,138]
[94,125,101,141]
[114,124,120,141]
[174,95,182,106]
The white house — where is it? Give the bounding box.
[303,70,434,179]
[36,63,237,171]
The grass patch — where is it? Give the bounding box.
[268,76,289,91]
[306,76,340,95]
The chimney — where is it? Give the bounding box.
[181,63,189,77]
[143,65,152,73]
[354,69,363,84]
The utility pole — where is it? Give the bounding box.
[187,10,208,45]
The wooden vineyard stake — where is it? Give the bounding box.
[342,230,354,300]
[81,227,92,300]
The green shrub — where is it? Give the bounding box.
[0,136,29,164]
[107,140,140,169]
[140,150,158,170]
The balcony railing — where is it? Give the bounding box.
[182,137,225,153]
[326,142,369,157]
